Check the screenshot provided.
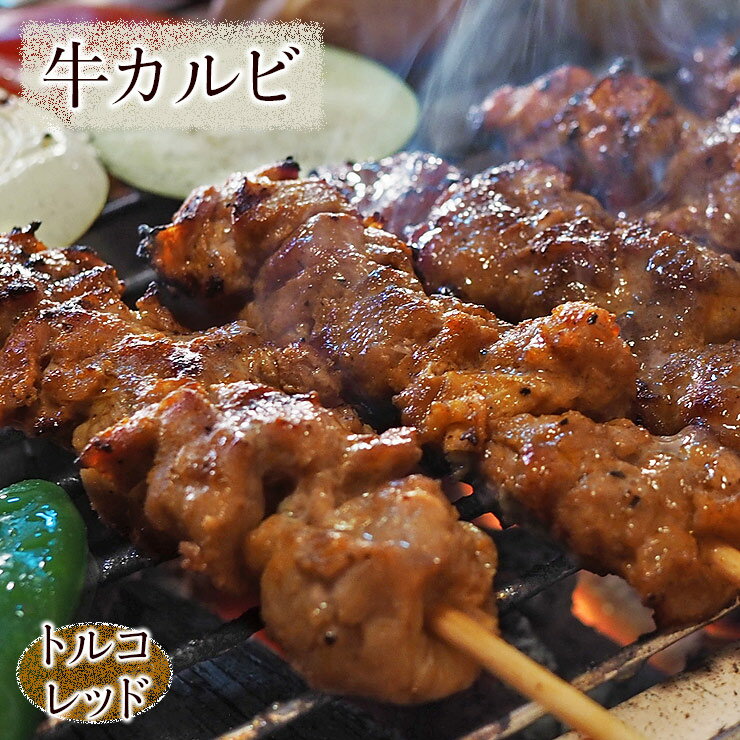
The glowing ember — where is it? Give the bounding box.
[571,571,704,674]
[455,482,502,530]
[704,611,740,641]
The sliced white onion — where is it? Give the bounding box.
[0,90,109,247]
[91,47,419,199]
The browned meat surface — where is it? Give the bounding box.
[0,228,344,448]
[81,381,418,594]
[567,70,690,211]
[637,342,740,451]
[0,289,343,449]
[479,63,740,256]
[678,36,740,117]
[481,65,692,212]
[140,159,354,325]
[315,151,461,239]
[649,104,740,256]
[413,160,613,322]
[0,231,500,702]
[249,476,496,702]
[0,226,121,344]
[412,159,740,447]
[414,160,740,355]
[483,412,740,625]
[141,166,738,626]
[245,211,637,450]
[480,65,595,159]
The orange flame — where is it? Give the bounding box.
[571,571,706,674]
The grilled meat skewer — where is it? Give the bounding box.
[324,153,739,451]
[85,380,497,703]
[0,227,498,703]
[249,471,496,703]
[479,64,739,257]
[483,411,739,625]
[677,35,739,118]
[143,167,739,625]
[248,213,636,446]
[0,227,344,448]
[143,165,638,432]
[412,159,740,351]
[410,159,740,450]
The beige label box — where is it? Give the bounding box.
[21,20,324,131]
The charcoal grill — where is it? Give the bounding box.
[6,0,740,725]
[0,187,733,740]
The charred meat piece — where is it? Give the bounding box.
[413,160,614,323]
[565,69,689,212]
[677,36,740,117]
[637,342,740,452]
[483,411,740,626]
[481,65,692,212]
[0,226,122,344]
[412,159,740,447]
[315,151,461,240]
[80,381,420,595]
[0,290,343,449]
[245,211,637,451]
[649,103,740,257]
[480,65,595,160]
[414,160,740,355]
[249,475,496,703]
[140,159,354,326]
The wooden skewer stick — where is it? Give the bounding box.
[705,541,740,586]
[429,606,647,740]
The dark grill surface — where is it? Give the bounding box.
[1,189,729,740]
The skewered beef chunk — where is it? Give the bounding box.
[315,151,461,239]
[411,159,740,448]
[140,160,354,325]
[483,411,740,625]
[649,103,740,256]
[81,381,420,595]
[249,476,496,702]
[480,65,595,160]
[637,342,740,452]
[677,36,740,117]
[481,65,692,212]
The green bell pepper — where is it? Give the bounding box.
[0,480,87,738]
